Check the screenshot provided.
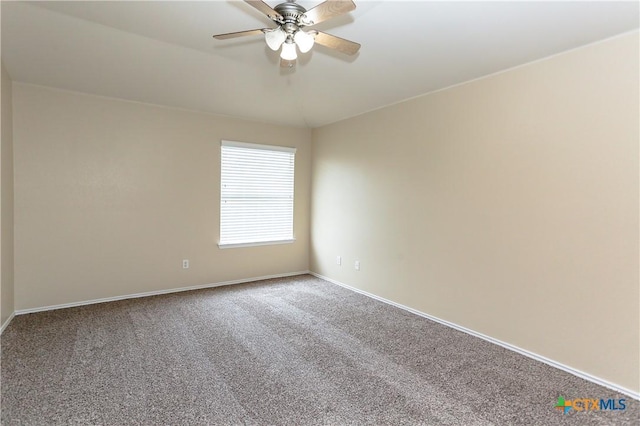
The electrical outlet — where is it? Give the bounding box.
[337,256,342,266]
[182,259,189,269]
[355,260,360,271]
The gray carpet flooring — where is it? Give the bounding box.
[1,274,637,425]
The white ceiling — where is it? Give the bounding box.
[2,1,638,128]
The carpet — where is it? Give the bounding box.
[1,274,637,425]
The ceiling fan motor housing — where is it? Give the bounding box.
[275,1,309,34]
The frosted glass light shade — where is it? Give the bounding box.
[280,41,298,60]
[294,30,315,53]
[265,28,286,51]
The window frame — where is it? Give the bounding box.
[218,140,296,249]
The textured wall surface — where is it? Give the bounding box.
[1,61,15,326]
[13,84,311,310]
[311,33,639,392]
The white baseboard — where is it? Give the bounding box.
[15,271,311,315]
[309,271,640,401]
[1,311,16,335]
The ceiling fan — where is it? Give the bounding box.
[213,0,360,68]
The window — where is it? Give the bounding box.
[219,140,296,248]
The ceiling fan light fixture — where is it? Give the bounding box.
[265,27,286,51]
[280,40,298,60]
[293,30,315,53]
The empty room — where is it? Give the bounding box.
[1,1,638,424]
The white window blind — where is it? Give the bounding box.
[219,140,296,248]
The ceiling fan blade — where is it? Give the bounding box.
[313,31,360,55]
[280,58,296,68]
[213,29,266,40]
[303,0,355,26]
[244,0,282,20]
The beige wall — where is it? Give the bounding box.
[310,32,639,393]
[1,61,15,327]
[13,84,311,310]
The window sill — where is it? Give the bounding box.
[218,239,295,249]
